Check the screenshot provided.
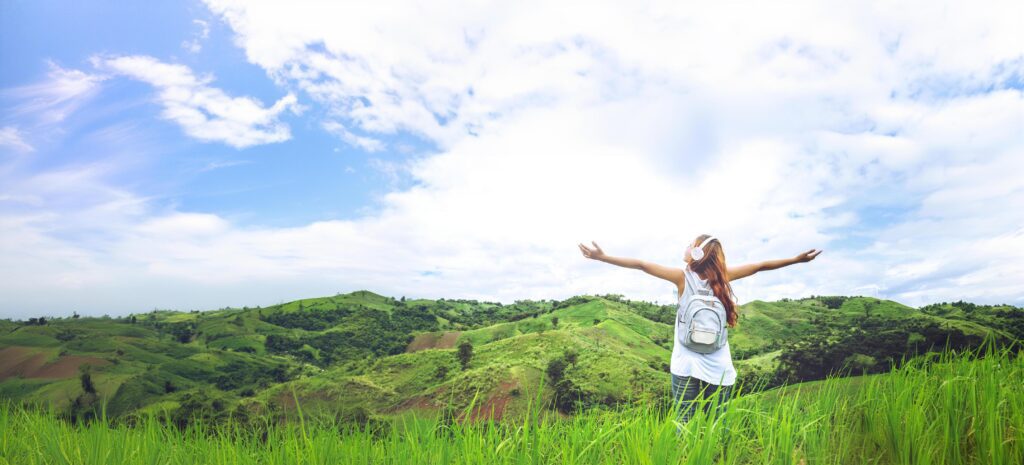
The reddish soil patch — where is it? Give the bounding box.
[436,332,460,349]
[33,355,109,379]
[385,379,517,423]
[406,333,440,352]
[383,383,463,415]
[0,347,109,381]
[0,347,47,381]
[405,331,461,352]
[385,393,437,413]
[459,378,519,423]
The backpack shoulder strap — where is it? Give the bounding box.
[683,266,713,297]
[681,265,696,293]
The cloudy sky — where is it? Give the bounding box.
[1,0,1022,318]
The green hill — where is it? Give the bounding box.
[1,292,1020,425]
[3,340,1020,465]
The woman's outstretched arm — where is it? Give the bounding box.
[727,249,822,281]
[578,241,683,286]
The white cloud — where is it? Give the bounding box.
[95,55,298,148]
[2,0,1023,317]
[323,120,385,152]
[0,126,34,153]
[182,19,211,54]
[3,61,105,125]
[198,159,251,172]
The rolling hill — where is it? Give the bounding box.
[1,291,1019,425]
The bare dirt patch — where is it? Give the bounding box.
[406,333,440,352]
[0,347,46,381]
[385,393,438,413]
[436,332,460,349]
[0,347,108,380]
[459,378,519,423]
[33,355,109,379]
[386,379,551,425]
[406,331,461,352]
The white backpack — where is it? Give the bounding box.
[676,267,728,354]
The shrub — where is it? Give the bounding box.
[546,358,566,384]
[457,341,473,370]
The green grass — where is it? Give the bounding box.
[0,326,61,347]
[2,343,1019,464]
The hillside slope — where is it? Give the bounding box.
[1,292,1019,424]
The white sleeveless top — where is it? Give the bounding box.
[670,266,737,385]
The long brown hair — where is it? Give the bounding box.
[688,234,738,328]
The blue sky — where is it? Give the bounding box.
[1,0,1022,318]
[1,1,431,229]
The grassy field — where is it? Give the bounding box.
[2,342,1019,465]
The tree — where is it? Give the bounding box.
[168,322,196,343]
[26,317,47,326]
[457,341,473,370]
[269,365,294,383]
[69,367,99,423]
[171,392,227,430]
[552,378,588,414]
[545,357,586,413]
[56,329,76,342]
[546,358,566,385]
[564,349,578,367]
[80,370,96,394]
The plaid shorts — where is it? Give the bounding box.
[670,373,733,439]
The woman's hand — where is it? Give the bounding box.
[795,249,823,263]
[578,241,606,261]
[734,248,823,279]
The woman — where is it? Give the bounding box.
[578,235,821,439]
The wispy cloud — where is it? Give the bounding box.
[3,61,105,125]
[0,126,34,153]
[182,19,211,54]
[94,55,299,148]
[323,120,385,152]
[198,159,251,172]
